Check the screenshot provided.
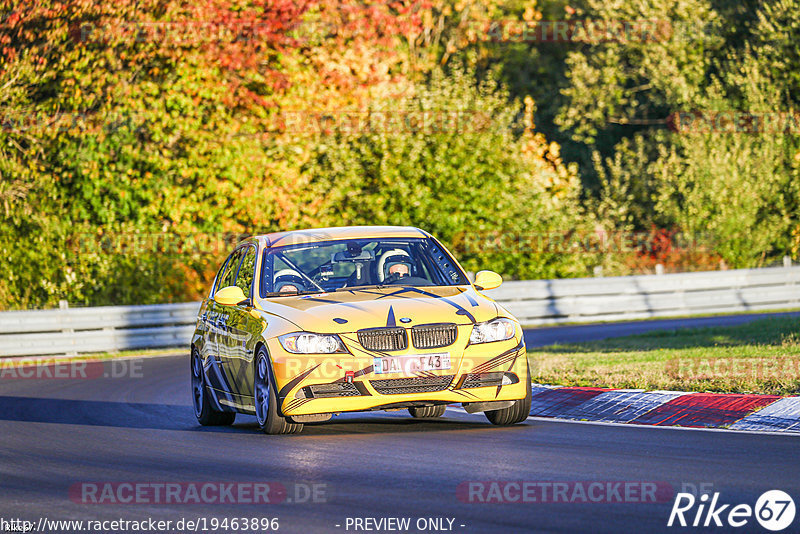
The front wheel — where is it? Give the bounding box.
[191,348,235,426]
[485,366,532,426]
[254,347,303,435]
[408,405,447,418]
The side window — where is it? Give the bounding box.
[211,256,231,296]
[235,246,257,297]
[218,249,243,290]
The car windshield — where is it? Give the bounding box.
[259,237,468,297]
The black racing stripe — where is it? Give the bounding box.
[277,364,321,399]
[203,359,227,391]
[283,398,313,412]
[452,374,467,390]
[386,287,478,323]
[472,353,517,374]
[372,288,415,300]
[470,340,525,373]
[355,365,374,377]
[496,347,523,398]
[331,364,375,383]
[472,353,518,374]
[354,289,393,297]
[340,336,397,358]
[354,381,372,395]
[386,306,396,327]
[204,359,236,410]
[207,359,238,406]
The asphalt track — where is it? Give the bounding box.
[1,313,798,533]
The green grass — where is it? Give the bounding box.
[519,307,800,328]
[527,316,800,395]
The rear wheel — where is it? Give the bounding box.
[254,347,303,435]
[485,366,532,426]
[191,348,235,426]
[408,405,447,418]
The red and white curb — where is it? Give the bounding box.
[528,385,800,433]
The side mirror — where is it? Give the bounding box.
[214,286,247,306]
[474,270,502,291]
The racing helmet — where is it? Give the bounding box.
[273,269,305,293]
[377,249,413,282]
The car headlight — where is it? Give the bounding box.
[469,318,516,344]
[278,332,347,354]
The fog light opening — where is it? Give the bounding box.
[502,372,519,386]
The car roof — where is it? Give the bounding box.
[251,226,431,248]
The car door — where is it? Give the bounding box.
[204,247,244,403]
[221,244,262,406]
[201,254,232,362]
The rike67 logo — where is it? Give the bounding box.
[668,490,796,531]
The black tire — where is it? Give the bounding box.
[485,365,532,426]
[254,347,303,435]
[408,405,447,418]
[191,348,235,426]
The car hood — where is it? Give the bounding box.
[260,285,500,333]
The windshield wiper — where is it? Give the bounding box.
[333,285,389,291]
[263,290,326,298]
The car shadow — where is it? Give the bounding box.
[270,415,506,436]
[0,395,510,435]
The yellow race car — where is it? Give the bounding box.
[191,226,531,434]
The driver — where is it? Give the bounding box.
[273,269,306,294]
[377,249,413,283]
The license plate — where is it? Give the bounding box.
[373,353,451,375]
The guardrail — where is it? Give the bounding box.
[0,302,199,357]
[484,265,800,325]
[1,265,798,357]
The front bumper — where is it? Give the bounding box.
[266,330,528,416]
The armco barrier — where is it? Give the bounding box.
[484,265,800,325]
[0,266,798,357]
[0,302,199,357]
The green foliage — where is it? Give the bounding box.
[1,1,590,309]
[555,0,800,267]
[297,67,591,279]
[0,0,311,309]
[5,0,800,309]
